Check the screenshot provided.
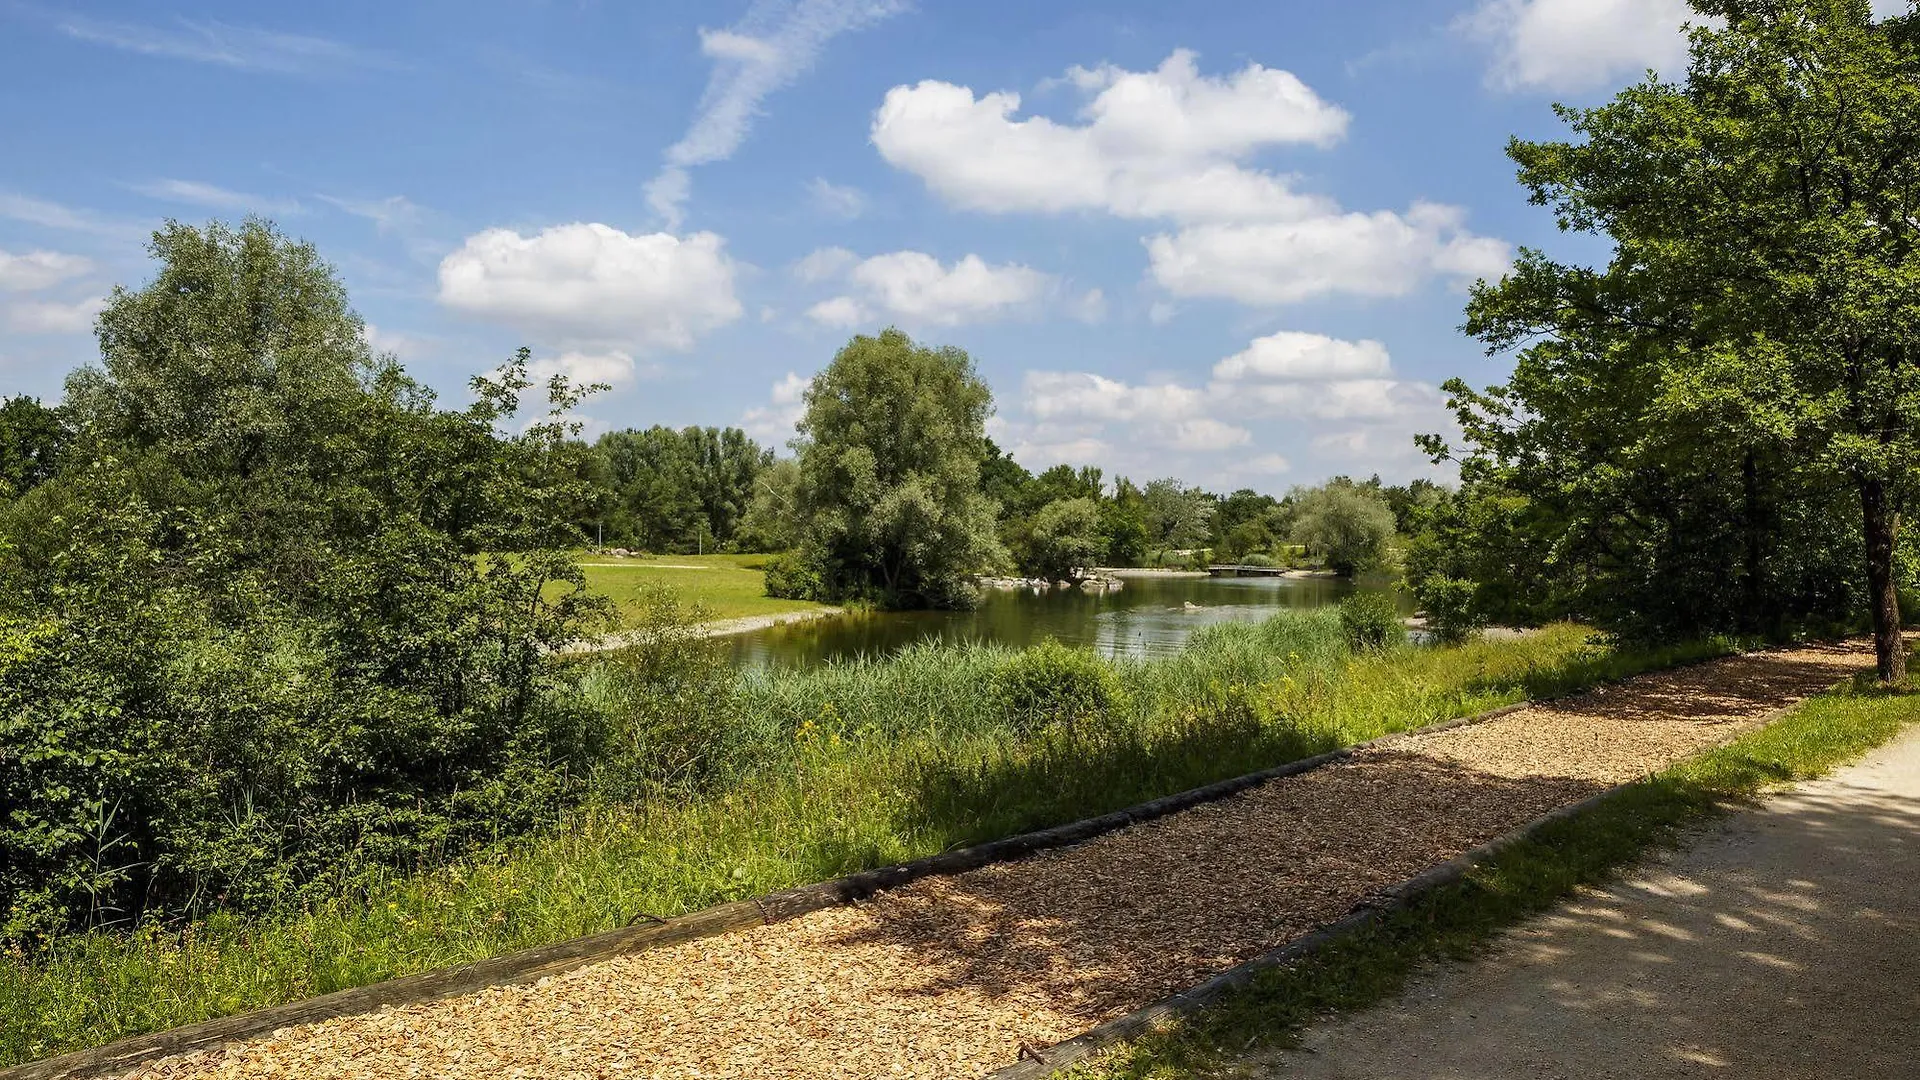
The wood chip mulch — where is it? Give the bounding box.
[124,641,1872,1080]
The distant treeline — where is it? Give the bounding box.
[562,422,1437,577]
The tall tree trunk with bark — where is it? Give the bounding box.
[1860,476,1906,683]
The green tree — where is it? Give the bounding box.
[0,397,66,499]
[979,438,1035,519]
[1018,497,1107,581]
[1442,0,1920,678]
[1290,481,1396,576]
[790,328,1005,607]
[1,220,608,936]
[1141,478,1216,552]
[735,456,805,552]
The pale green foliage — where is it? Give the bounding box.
[1141,478,1216,550]
[1022,497,1107,581]
[735,457,804,553]
[789,328,1005,607]
[1290,482,1396,575]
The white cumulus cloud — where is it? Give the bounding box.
[1213,331,1391,382]
[4,295,105,334]
[804,250,1059,327]
[742,371,811,443]
[1462,0,1695,93]
[0,249,94,292]
[792,245,859,282]
[1004,330,1453,480]
[805,295,870,328]
[1146,204,1511,305]
[437,223,743,354]
[872,49,1345,222]
[871,50,1506,307]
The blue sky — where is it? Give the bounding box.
[4,0,1897,489]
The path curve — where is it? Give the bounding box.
[1249,711,1920,1079]
[123,643,1875,1080]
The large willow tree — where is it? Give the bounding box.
[1436,0,1920,680]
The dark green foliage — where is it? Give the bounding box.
[761,551,825,601]
[1338,592,1407,652]
[582,425,773,552]
[0,220,609,940]
[1429,2,1920,677]
[1413,575,1481,644]
[0,397,66,499]
[990,639,1124,736]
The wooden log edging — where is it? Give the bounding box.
[983,782,1634,1080]
[982,689,1824,1080]
[1,700,1535,1080]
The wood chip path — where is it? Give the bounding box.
[124,642,1873,1080]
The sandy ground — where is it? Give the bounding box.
[1248,718,1920,1080]
[120,643,1874,1080]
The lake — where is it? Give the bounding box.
[722,572,1403,669]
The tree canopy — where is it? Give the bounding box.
[787,328,1005,607]
[1426,0,1920,678]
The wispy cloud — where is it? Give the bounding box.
[0,191,145,240]
[50,11,398,76]
[645,0,908,228]
[318,194,442,262]
[318,193,425,232]
[131,178,303,216]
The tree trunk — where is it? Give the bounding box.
[1860,477,1906,683]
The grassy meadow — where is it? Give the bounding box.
[0,613,1734,1065]
[572,553,832,626]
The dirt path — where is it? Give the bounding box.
[1246,706,1920,1080]
[123,643,1874,1080]
[558,606,846,656]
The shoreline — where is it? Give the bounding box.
[561,606,846,655]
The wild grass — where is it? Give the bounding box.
[1070,665,1920,1079]
[0,617,1732,1066]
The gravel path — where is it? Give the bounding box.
[1246,692,1920,1080]
[125,642,1872,1080]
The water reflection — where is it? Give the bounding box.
[724,573,1404,669]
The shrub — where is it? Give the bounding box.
[1237,552,1277,568]
[1414,574,1482,644]
[991,639,1124,736]
[1338,592,1407,652]
[763,553,823,601]
[579,589,737,797]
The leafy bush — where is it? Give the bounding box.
[1237,552,1277,568]
[1414,575,1482,644]
[762,552,823,601]
[0,223,611,941]
[1337,592,1407,652]
[990,639,1124,736]
[578,589,738,797]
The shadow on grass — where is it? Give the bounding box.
[901,710,1337,853]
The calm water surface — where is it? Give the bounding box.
[724,573,1402,669]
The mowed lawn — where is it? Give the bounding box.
[572,553,828,626]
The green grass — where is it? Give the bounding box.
[0,619,1733,1066]
[1067,668,1920,1079]
[573,553,829,626]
